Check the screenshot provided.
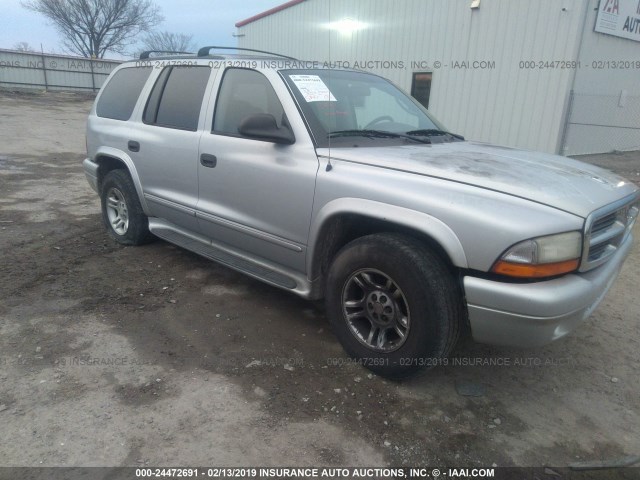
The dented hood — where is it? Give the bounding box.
[324,142,639,218]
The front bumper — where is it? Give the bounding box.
[464,232,633,347]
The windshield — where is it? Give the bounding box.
[281,69,453,148]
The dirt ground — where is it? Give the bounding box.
[1,90,639,473]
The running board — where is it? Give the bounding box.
[148,219,307,293]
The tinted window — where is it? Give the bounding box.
[145,66,211,131]
[411,72,432,109]
[213,68,286,136]
[143,67,172,125]
[97,67,152,120]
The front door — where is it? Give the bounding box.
[196,68,318,274]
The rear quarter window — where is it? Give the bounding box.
[96,66,152,121]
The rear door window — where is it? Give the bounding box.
[143,66,211,131]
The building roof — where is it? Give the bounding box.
[235,0,306,27]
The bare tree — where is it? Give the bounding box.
[141,31,195,54]
[13,41,35,52]
[22,0,163,58]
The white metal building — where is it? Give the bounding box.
[236,0,640,155]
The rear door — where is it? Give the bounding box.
[196,68,318,274]
[132,65,216,232]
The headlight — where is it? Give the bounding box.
[491,231,582,279]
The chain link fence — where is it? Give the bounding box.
[562,91,640,156]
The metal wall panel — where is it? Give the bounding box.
[563,0,640,155]
[0,49,121,92]
[238,0,593,153]
[564,92,640,155]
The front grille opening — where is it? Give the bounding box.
[588,242,609,261]
[582,196,639,272]
[591,212,617,236]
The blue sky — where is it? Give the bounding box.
[0,0,285,59]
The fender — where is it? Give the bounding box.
[306,198,469,277]
[94,146,151,215]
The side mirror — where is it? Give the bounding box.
[238,113,295,145]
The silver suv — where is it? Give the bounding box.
[84,47,639,378]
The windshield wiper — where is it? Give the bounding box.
[405,129,465,140]
[328,129,431,144]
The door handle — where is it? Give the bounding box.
[200,154,217,168]
[128,140,140,152]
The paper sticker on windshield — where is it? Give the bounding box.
[289,75,337,102]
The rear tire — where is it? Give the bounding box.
[325,233,462,379]
[100,170,153,245]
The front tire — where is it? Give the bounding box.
[325,233,462,378]
[100,170,153,245]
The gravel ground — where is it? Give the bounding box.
[0,90,639,475]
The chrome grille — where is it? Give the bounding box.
[591,212,617,235]
[580,193,639,272]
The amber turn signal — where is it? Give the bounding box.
[491,258,580,279]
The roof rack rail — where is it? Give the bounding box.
[196,46,297,60]
[139,50,193,59]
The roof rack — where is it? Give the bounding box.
[196,46,297,60]
[139,50,194,60]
